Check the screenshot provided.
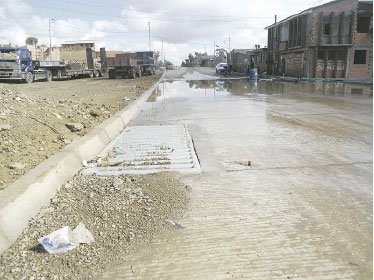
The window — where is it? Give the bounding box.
[353,50,366,64]
[351,88,363,94]
[324,23,330,35]
[337,50,346,60]
[357,16,371,33]
[328,50,336,60]
[323,16,330,35]
[317,49,325,59]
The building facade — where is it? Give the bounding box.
[266,0,372,81]
[248,47,268,73]
[229,49,253,73]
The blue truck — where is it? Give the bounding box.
[0,47,66,83]
[0,47,104,83]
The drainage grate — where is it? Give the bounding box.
[81,125,201,175]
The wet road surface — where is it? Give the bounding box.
[104,68,372,279]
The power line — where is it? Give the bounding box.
[32,0,169,15]
[0,0,274,22]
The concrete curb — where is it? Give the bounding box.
[0,72,165,253]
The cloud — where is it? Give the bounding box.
[0,0,333,64]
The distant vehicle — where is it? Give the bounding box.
[216,63,229,73]
[107,51,156,79]
[165,63,173,70]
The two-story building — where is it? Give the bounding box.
[265,0,372,81]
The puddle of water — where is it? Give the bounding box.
[148,79,373,103]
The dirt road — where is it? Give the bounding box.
[0,72,161,189]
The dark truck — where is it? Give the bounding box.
[107,51,156,79]
[0,47,106,83]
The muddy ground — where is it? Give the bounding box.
[0,71,162,189]
[0,172,189,279]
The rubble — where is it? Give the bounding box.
[8,162,26,170]
[65,122,84,132]
[0,70,162,190]
[0,173,188,279]
[0,124,11,131]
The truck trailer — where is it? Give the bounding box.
[0,47,106,83]
[60,46,105,78]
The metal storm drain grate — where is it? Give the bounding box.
[81,125,201,175]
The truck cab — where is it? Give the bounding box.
[0,47,60,83]
[136,51,156,75]
[0,47,34,82]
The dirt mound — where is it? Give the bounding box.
[0,72,161,190]
[0,172,189,279]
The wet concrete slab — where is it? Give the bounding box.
[103,68,372,279]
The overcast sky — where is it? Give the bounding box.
[0,0,331,64]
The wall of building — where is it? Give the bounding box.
[310,0,357,45]
[280,51,305,77]
[266,0,372,81]
[347,48,373,78]
[231,52,250,73]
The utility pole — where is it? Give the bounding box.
[213,41,215,57]
[204,45,206,54]
[49,18,56,61]
[148,21,151,51]
[161,38,164,66]
[273,15,277,75]
[228,37,231,64]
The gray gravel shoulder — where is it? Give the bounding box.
[0,172,189,279]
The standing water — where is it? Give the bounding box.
[104,73,372,279]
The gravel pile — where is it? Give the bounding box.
[0,172,189,279]
[0,71,162,190]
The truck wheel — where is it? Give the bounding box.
[56,70,62,79]
[89,71,94,78]
[94,70,100,77]
[46,71,53,82]
[130,69,136,79]
[108,70,114,79]
[25,72,34,83]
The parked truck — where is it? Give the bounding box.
[0,47,58,83]
[60,46,105,79]
[0,47,106,83]
[107,51,156,79]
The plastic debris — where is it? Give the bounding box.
[165,219,185,229]
[38,226,78,254]
[123,97,131,101]
[73,222,94,244]
[82,160,88,167]
[38,223,94,254]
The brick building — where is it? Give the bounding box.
[248,47,268,73]
[265,0,372,81]
[228,49,253,73]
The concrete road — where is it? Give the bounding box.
[104,67,373,279]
